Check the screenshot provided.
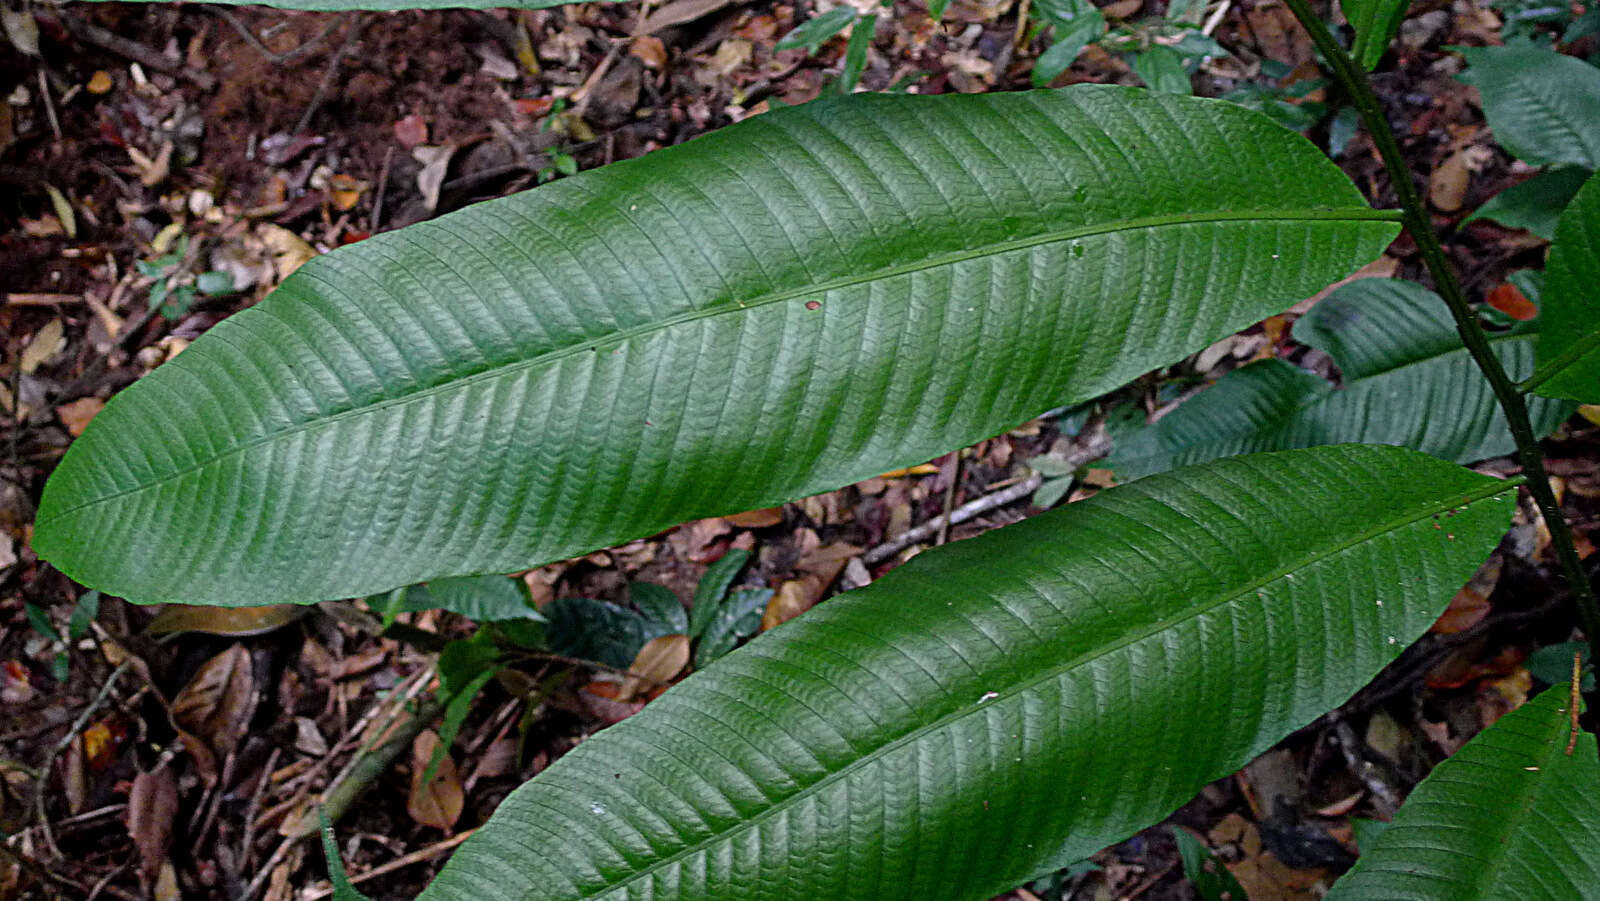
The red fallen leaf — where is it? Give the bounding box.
[393,113,429,149]
[515,97,555,118]
[1486,281,1538,320]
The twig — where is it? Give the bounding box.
[570,38,624,116]
[213,8,345,64]
[36,68,61,143]
[864,472,1044,567]
[300,828,477,901]
[239,747,280,873]
[935,452,961,546]
[1201,0,1232,36]
[60,16,217,90]
[30,660,130,858]
[294,15,370,137]
[1569,651,1583,756]
[863,426,1112,567]
[1013,0,1032,49]
[370,145,394,232]
[1120,860,1180,900]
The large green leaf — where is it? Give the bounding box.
[1464,165,1591,241]
[417,444,1516,901]
[1108,279,1573,479]
[1529,168,1600,403]
[1343,0,1409,71]
[1456,45,1600,169]
[33,85,1398,606]
[1326,685,1600,899]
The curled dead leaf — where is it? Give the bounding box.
[408,730,464,830]
[171,644,255,785]
[127,765,178,884]
[617,633,689,702]
[146,603,308,637]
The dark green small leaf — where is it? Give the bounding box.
[1524,641,1593,690]
[425,667,498,788]
[68,591,99,641]
[1030,0,1104,87]
[25,602,60,643]
[1131,46,1191,95]
[491,618,546,651]
[631,582,688,634]
[546,597,671,670]
[928,0,951,20]
[1033,476,1074,509]
[775,5,857,52]
[1173,826,1250,901]
[161,284,198,321]
[439,630,500,697]
[1327,106,1360,158]
[400,575,537,622]
[690,549,751,640]
[693,588,771,668]
[1465,166,1590,240]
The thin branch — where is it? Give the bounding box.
[1278,0,1600,739]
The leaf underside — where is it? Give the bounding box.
[1326,686,1600,900]
[34,85,1397,605]
[1533,169,1600,402]
[418,444,1515,901]
[1109,279,1574,479]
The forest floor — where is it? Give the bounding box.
[2,0,1598,898]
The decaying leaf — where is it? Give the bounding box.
[55,397,105,437]
[617,633,690,702]
[170,644,255,784]
[408,730,464,830]
[146,603,309,637]
[20,319,64,374]
[127,765,178,884]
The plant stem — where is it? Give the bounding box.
[1280,0,1600,721]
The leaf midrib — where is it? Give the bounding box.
[43,206,1401,525]
[564,473,1517,900]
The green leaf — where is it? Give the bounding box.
[25,602,60,643]
[1131,46,1192,95]
[1465,165,1591,240]
[1456,45,1600,169]
[1033,476,1074,509]
[1109,279,1574,479]
[1030,0,1105,86]
[90,0,593,8]
[1173,827,1250,901]
[439,629,500,696]
[197,271,236,297]
[399,575,538,622]
[692,587,770,667]
[1524,642,1593,691]
[1342,0,1409,70]
[1326,686,1600,899]
[34,86,1400,606]
[425,666,499,788]
[832,14,875,95]
[630,582,688,634]
[318,810,374,901]
[928,0,951,20]
[689,549,751,640]
[775,5,857,53]
[418,445,1515,901]
[1350,817,1390,853]
[67,590,99,641]
[545,597,673,670]
[1528,168,1600,402]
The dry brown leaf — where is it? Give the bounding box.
[1431,585,1491,634]
[618,633,690,702]
[153,861,180,901]
[127,765,178,884]
[171,644,255,784]
[408,730,464,830]
[20,319,64,374]
[146,603,309,637]
[633,0,736,34]
[631,35,667,69]
[55,397,104,437]
[414,145,457,212]
[257,224,317,282]
[726,507,783,528]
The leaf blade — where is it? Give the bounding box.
[35,86,1399,605]
[1530,168,1600,402]
[1326,686,1600,899]
[419,445,1514,901]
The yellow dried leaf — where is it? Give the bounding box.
[55,397,104,436]
[86,70,113,94]
[146,603,308,636]
[20,319,64,374]
[618,633,689,701]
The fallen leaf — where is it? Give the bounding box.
[413,144,457,212]
[631,35,668,69]
[127,765,178,883]
[762,579,815,630]
[86,70,113,94]
[393,114,429,149]
[171,644,255,784]
[1431,584,1491,634]
[20,319,64,374]
[408,730,464,830]
[1314,791,1363,817]
[328,173,366,212]
[1429,145,1493,212]
[634,0,736,35]
[256,224,317,281]
[617,633,689,701]
[55,397,104,436]
[726,506,783,528]
[146,603,308,637]
[1486,281,1538,320]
